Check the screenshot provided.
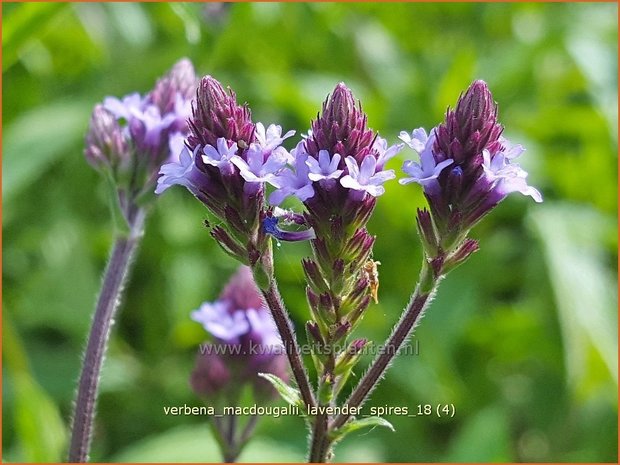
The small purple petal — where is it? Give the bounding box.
[306,150,343,181]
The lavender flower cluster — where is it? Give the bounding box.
[85,59,197,221]
[157,78,540,246]
[83,62,542,463]
[190,266,288,402]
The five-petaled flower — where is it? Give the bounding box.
[398,128,454,192]
[340,155,396,198]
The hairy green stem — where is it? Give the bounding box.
[308,263,442,462]
[261,281,316,412]
[334,264,439,430]
[68,209,146,462]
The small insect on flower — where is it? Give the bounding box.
[363,260,381,304]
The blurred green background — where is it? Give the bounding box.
[2,2,618,462]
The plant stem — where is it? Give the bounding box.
[261,281,316,411]
[68,209,146,462]
[331,263,440,433]
[239,414,259,446]
[309,412,329,463]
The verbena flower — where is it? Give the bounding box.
[306,150,343,182]
[268,142,315,206]
[156,75,295,286]
[230,144,290,185]
[201,137,238,175]
[85,58,197,220]
[399,80,542,247]
[190,267,288,401]
[254,122,296,153]
[340,155,396,198]
[263,83,401,383]
[399,128,454,192]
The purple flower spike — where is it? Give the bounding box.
[190,266,289,402]
[269,142,315,205]
[306,82,375,163]
[340,155,395,197]
[306,150,344,182]
[400,80,541,244]
[101,59,196,168]
[434,79,503,165]
[399,129,453,190]
[150,58,197,117]
[88,59,196,214]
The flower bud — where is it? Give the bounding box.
[84,105,129,171]
[190,346,231,397]
[187,75,255,150]
[307,83,374,164]
[150,58,197,116]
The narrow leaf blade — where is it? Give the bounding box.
[329,416,394,442]
[257,373,303,408]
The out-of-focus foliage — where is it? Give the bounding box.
[2,2,617,462]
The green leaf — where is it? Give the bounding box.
[257,373,303,408]
[3,315,68,462]
[442,406,510,462]
[2,3,68,70]
[169,3,202,44]
[329,416,394,442]
[529,203,618,394]
[111,423,305,463]
[3,100,92,204]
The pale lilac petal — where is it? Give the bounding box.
[103,93,143,120]
[433,159,454,176]
[191,302,250,342]
[359,156,377,184]
[168,132,186,162]
[262,149,289,174]
[340,175,360,191]
[399,128,428,152]
[482,146,542,203]
[268,187,291,206]
[246,146,265,173]
[329,153,341,172]
[246,309,282,348]
[307,150,343,181]
[368,169,395,185]
[156,146,198,194]
[344,156,359,178]
[375,140,404,169]
[497,177,543,203]
[295,183,315,202]
[364,184,385,197]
